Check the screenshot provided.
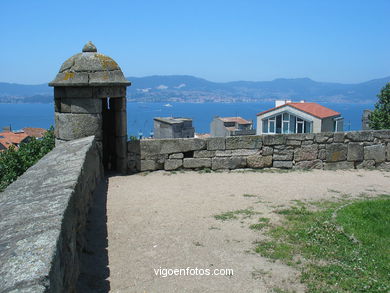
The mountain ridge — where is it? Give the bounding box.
[0,75,389,104]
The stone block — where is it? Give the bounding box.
[54,86,93,98]
[127,140,140,153]
[140,138,206,158]
[318,149,326,160]
[356,160,375,169]
[377,162,390,170]
[294,144,318,161]
[247,155,272,168]
[66,98,102,114]
[164,159,183,171]
[212,157,246,170]
[183,158,211,169]
[169,153,184,159]
[364,144,385,162]
[139,159,162,171]
[347,143,363,161]
[115,136,127,159]
[387,143,390,161]
[94,86,127,98]
[263,134,286,146]
[225,136,262,149]
[287,139,301,146]
[61,98,71,113]
[325,143,347,162]
[373,130,390,139]
[55,112,102,141]
[273,160,293,169]
[110,97,127,111]
[315,133,333,143]
[324,161,354,170]
[333,132,345,143]
[262,146,274,156]
[285,133,306,141]
[207,137,225,150]
[273,153,293,161]
[302,140,313,145]
[294,160,323,169]
[346,131,374,142]
[194,150,216,158]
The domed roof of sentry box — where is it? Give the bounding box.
[49,41,131,87]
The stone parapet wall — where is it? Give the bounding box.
[128,130,390,173]
[0,136,103,293]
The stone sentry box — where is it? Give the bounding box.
[49,41,131,173]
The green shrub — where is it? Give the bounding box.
[0,127,55,192]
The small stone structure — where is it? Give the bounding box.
[154,117,195,138]
[49,41,130,173]
[128,130,390,172]
[0,136,102,293]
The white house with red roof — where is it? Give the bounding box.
[256,100,343,135]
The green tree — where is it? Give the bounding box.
[0,127,55,192]
[369,82,390,129]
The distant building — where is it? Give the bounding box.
[362,110,372,130]
[153,117,195,139]
[0,127,47,151]
[256,100,343,134]
[210,117,255,137]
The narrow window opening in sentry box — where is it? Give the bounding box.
[183,151,194,158]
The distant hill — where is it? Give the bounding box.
[1,75,389,104]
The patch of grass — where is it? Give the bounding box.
[198,168,212,174]
[249,217,270,231]
[243,193,257,197]
[255,196,390,292]
[214,208,256,221]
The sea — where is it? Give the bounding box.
[0,102,374,137]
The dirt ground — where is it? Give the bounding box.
[104,169,390,293]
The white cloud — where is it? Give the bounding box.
[156,85,168,90]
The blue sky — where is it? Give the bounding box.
[1,0,389,84]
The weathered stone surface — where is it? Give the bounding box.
[347,143,364,161]
[212,157,246,170]
[315,133,333,143]
[273,160,293,168]
[294,160,323,169]
[94,86,127,98]
[169,153,184,159]
[183,158,211,169]
[194,150,216,158]
[387,143,390,161]
[164,159,183,170]
[55,112,102,141]
[216,149,259,157]
[333,132,345,143]
[263,134,286,146]
[54,86,93,99]
[364,144,385,162]
[247,155,272,168]
[0,136,102,293]
[318,149,326,160]
[140,138,206,159]
[287,139,301,146]
[302,140,313,145]
[262,146,274,156]
[326,143,347,162]
[114,111,127,136]
[324,161,354,170]
[294,144,318,161]
[373,130,390,139]
[225,136,262,149]
[346,131,374,142]
[60,98,102,114]
[377,162,390,170]
[285,133,306,141]
[139,159,162,171]
[273,153,293,161]
[356,160,376,169]
[207,137,225,151]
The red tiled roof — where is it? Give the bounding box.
[257,102,340,119]
[219,117,252,124]
[0,131,29,150]
[23,127,46,138]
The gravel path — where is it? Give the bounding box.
[105,169,390,293]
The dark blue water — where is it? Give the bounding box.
[0,102,373,136]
